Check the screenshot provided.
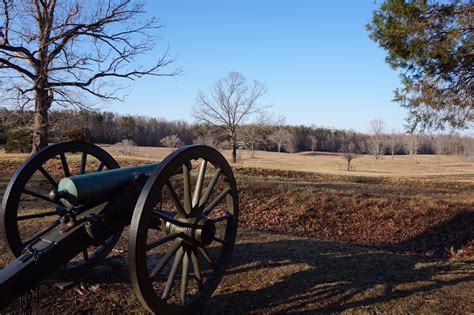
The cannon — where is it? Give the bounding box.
[0,142,239,314]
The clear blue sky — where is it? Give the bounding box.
[107,0,407,133]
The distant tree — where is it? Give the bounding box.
[0,0,177,152]
[239,124,265,158]
[388,129,400,159]
[405,132,420,162]
[339,142,357,171]
[116,139,136,156]
[368,119,385,159]
[268,128,293,153]
[461,136,474,162]
[160,134,182,151]
[63,127,93,142]
[193,71,267,163]
[308,135,318,152]
[238,111,274,158]
[368,0,473,131]
[194,132,219,148]
[5,127,32,153]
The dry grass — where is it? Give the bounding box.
[2,145,473,180]
[105,146,474,180]
[234,150,474,179]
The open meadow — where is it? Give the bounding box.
[102,145,474,179]
[0,146,472,313]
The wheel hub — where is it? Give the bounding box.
[166,216,216,246]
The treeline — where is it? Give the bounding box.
[0,108,473,159]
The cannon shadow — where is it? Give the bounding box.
[215,233,473,314]
[378,210,474,258]
[4,212,471,314]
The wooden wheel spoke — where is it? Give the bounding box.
[192,160,207,207]
[152,209,184,227]
[96,162,105,172]
[82,249,89,261]
[199,168,221,207]
[150,240,182,278]
[165,180,186,217]
[180,249,190,304]
[191,248,203,288]
[146,233,180,251]
[162,247,185,300]
[38,166,58,188]
[59,153,70,177]
[80,152,87,174]
[203,188,231,215]
[23,188,60,205]
[213,236,228,245]
[183,162,192,213]
[198,246,216,270]
[17,209,64,221]
[211,213,233,223]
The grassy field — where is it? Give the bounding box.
[101,145,474,179]
[0,146,472,313]
[3,145,473,179]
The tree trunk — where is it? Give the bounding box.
[231,138,237,163]
[32,87,51,152]
[251,141,255,158]
[277,143,281,153]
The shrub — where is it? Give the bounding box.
[4,129,32,153]
[63,127,93,142]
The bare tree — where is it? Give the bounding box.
[405,132,420,162]
[339,142,357,171]
[268,128,294,153]
[160,134,182,151]
[462,136,474,162]
[116,139,136,156]
[433,134,447,162]
[238,112,274,158]
[0,0,177,151]
[239,124,265,158]
[193,71,267,163]
[308,135,318,152]
[194,133,218,148]
[368,119,385,159]
[388,129,399,159]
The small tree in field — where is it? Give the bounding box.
[308,135,318,152]
[193,71,267,163]
[405,132,420,162]
[368,119,385,159]
[340,142,357,171]
[116,139,136,156]
[268,128,294,153]
[160,134,182,151]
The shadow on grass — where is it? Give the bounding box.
[217,234,473,313]
[382,210,474,258]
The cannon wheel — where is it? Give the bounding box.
[129,145,239,314]
[1,141,122,273]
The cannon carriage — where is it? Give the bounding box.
[0,142,239,314]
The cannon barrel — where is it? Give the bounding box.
[55,163,159,207]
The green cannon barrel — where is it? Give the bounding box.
[56,163,159,207]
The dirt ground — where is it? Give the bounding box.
[0,154,473,314]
